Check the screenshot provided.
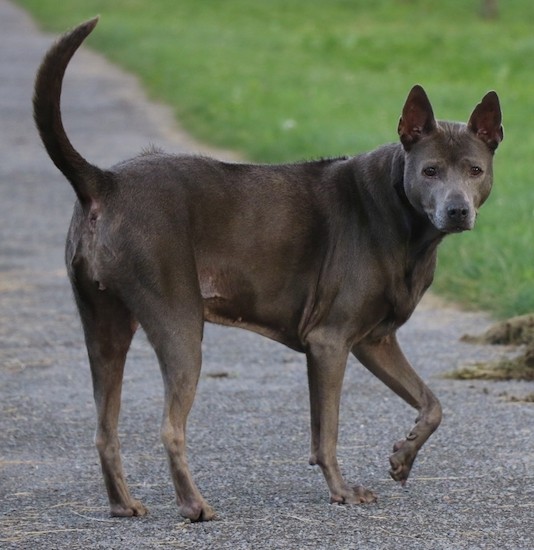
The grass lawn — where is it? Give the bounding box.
[18,0,534,317]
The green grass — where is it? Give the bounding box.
[19,0,534,318]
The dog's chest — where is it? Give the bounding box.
[363,250,437,341]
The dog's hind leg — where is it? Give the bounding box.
[352,334,442,485]
[130,284,214,522]
[306,332,377,505]
[73,284,145,517]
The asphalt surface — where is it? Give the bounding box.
[1,1,533,548]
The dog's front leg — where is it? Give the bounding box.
[352,334,442,484]
[306,333,377,504]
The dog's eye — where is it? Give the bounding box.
[470,166,483,176]
[423,167,437,177]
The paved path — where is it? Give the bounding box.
[1,1,533,548]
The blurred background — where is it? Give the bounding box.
[17,0,534,318]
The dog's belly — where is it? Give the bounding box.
[199,267,306,351]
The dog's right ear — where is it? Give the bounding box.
[398,85,437,151]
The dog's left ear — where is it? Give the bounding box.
[467,91,503,152]
[398,85,437,151]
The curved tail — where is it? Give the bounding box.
[33,17,105,204]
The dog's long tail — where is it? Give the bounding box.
[33,17,105,204]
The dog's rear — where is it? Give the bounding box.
[33,19,325,519]
[34,19,159,518]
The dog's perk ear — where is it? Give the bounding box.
[398,85,437,151]
[467,91,503,153]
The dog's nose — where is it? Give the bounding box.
[447,204,469,221]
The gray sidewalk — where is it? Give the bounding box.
[1,1,533,548]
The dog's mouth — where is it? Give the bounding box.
[428,212,475,234]
[441,225,470,234]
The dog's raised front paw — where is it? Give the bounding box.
[389,439,417,485]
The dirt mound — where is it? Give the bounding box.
[461,313,534,347]
[448,314,534,383]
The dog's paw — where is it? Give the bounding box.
[178,500,216,522]
[110,499,148,517]
[330,485,377,505]
[389,439,417,485]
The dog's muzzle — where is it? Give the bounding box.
[431,197,475,233]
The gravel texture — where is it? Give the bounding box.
[1,2,533,548]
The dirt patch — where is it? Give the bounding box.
[505,392,534,403]
[445,356,534,381]
[447,314,534,382]
[460,313,534,347]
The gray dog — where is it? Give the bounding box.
[34,18,503,521]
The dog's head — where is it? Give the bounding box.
[398,85,503,234]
